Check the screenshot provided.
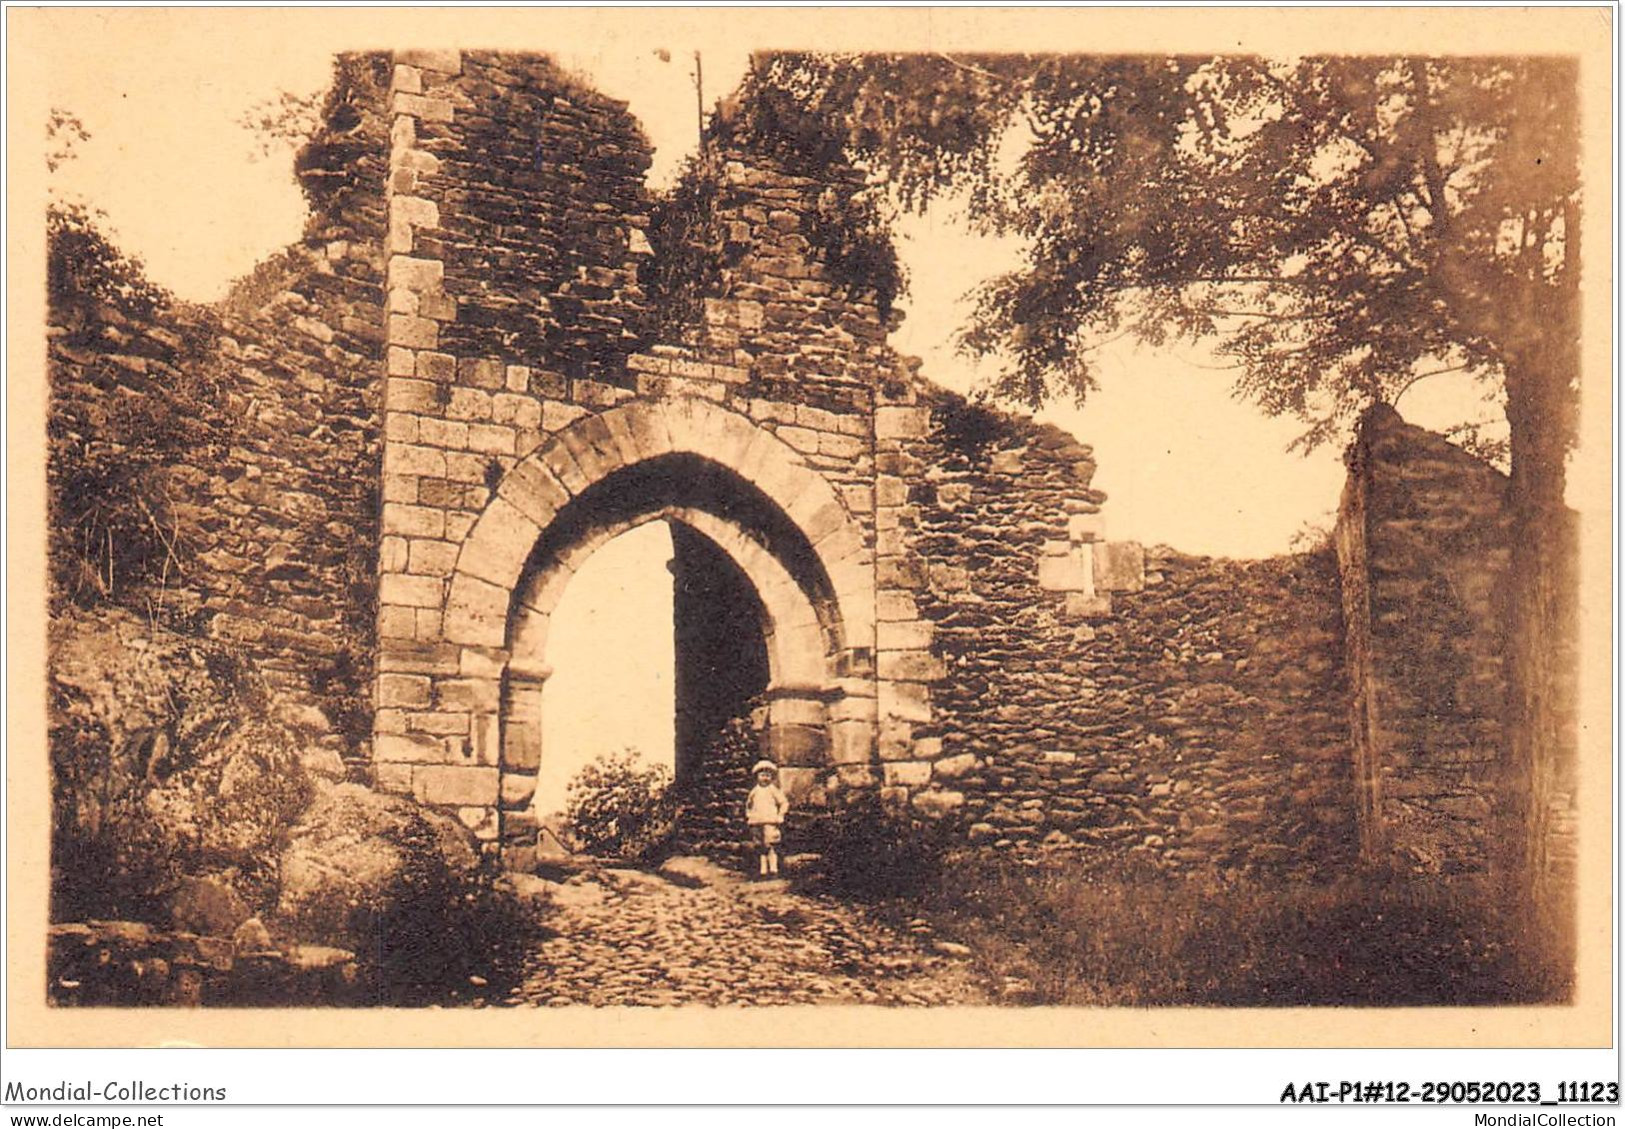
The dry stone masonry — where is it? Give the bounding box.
[48,53,393,742]
[1336,406,1578,876]
[49,49,1572,882]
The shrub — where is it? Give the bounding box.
[48,607,310,923]
[817,792,950,901]
[274,783,536,1007]
[352,823,531,1007]
[563,750,681,862]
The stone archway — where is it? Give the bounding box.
[437,397,876,867]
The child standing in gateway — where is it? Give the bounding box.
[745,759,789,878]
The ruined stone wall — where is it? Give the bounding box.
[48,920,362,1007]
[47,53,391,743]
[1104,550,1356,872]
[179,52,391,738]
[885,389,1356,873]
[47,293,227,628]
[399,51,655,381]
[1336,404,1575,876]
[53,50,1545,878]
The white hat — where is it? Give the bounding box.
[751,759,778,775]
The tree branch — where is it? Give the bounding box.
[933,52,1045,91]
[1391,362,1477,407]
[1408,59,1453,236]
[1185,305,1324,322]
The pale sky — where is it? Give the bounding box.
[537,522,676,816]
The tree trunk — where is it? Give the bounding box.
[1500,349,1575,896]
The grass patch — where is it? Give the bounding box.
[903,855,1573,1006]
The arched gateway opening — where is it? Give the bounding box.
[531,516,782,849]
[436,399,876,868]
[531,521,680,819]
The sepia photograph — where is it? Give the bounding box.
[5,5,1614,1068]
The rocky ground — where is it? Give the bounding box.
[500,856,990,1007]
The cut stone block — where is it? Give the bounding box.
[379,572,443,609]
[1065,592,1113,619]
[879,680,932,723]
[777,767,825,807]
[877,619,933,651]
[377,672,432,708]
[883,761,932,788]
[875,406,929,440]
[413,765,498,807]
[1068,511,1106,542]
[912,789,966,818]
[436,677,502,713]
[827,694,878,723]
[384,442,446,479]
[1038,549,1094,593]
[876,650,946,682]
[391,64,422,94]
[397,48,461,74]
[443,574,511,647]
[496,459,568,527]
[500,773,537,810]
[502,723,542,773]
[457,497,543,588]
[389,314,439,350]
[387,255,443,293]
[407,711,471,736]
[407,538,460,576]
[381,502,444,540]
[1093,540,1146,592]
[374,732,443,763]
[827,719,874,765]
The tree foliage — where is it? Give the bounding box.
[47,201,171,324]
[646,88,907,336]
[239,89,325,161]
[46,108,90,175]
[741,53,1578,463]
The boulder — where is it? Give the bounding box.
[549,880,608,910]
[297,745,349,782]
[48,606,317,922]
[232,916,274,954]
[275,783,478,946]
[167,875,250,936]
[601,867,666,890]
[274,698,334,737]
[285,944,357,972]
[531,850,596,882]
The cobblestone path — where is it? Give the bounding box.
[504,861,989,1007]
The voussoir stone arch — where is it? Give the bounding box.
[506,505,828,693]
[442,397,874,658]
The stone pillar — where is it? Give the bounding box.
[498,659,549,870]
[763,684,832,803]
[827,680,879,800]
